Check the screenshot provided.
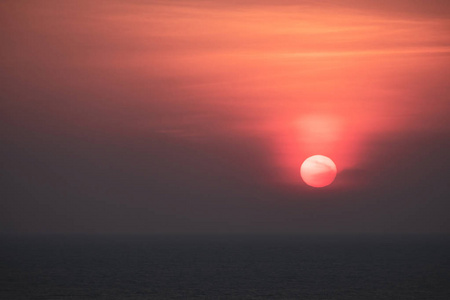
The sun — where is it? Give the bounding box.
[300,155,337,187]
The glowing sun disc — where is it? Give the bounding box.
[300,155,337,187]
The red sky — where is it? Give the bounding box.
[1,0,450,233]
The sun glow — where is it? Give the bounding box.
[301,155,337,188]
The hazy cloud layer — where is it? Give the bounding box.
[1,0,449,233]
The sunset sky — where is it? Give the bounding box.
[1,0,449,234]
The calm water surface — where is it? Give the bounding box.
[1,235,449,299]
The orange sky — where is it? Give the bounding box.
[2,0,450,234]
[2,0,450,188]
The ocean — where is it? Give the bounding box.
[1,234,449,299]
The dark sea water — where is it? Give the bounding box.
[1,234,449,299]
